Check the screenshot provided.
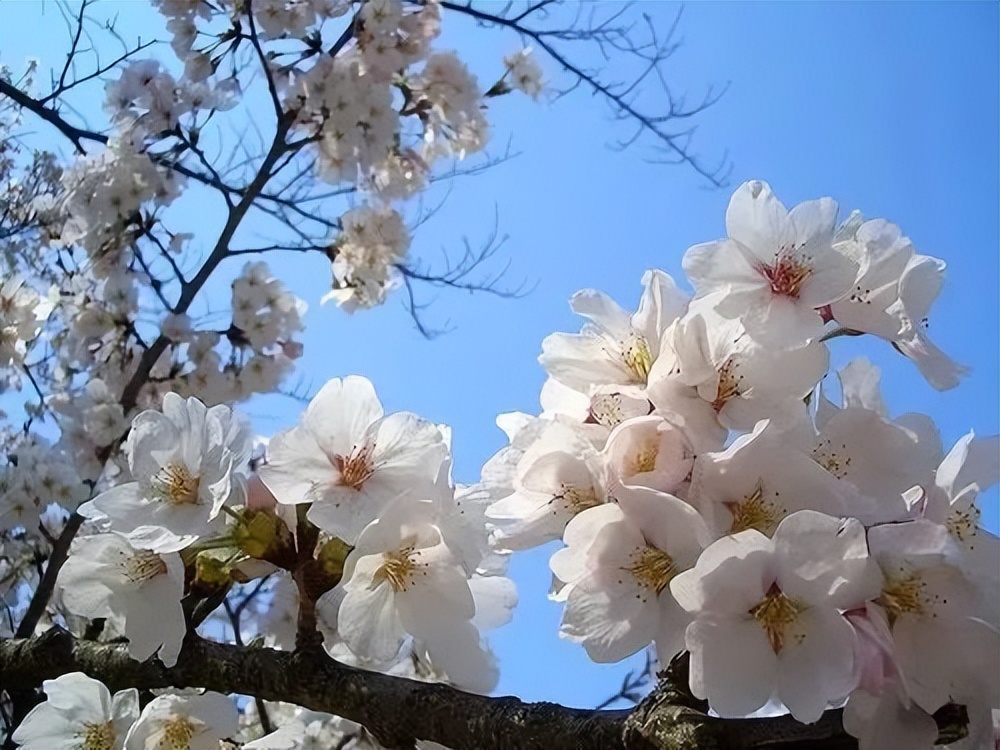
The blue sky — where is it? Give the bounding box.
[2,0,997,711]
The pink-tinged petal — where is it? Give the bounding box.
[420,620,498,695]
[396,559,475,637]
[339,582,406,662]
[686,617,776,717]
[259,426,334,505]
[784,197,838,250]
[777,607,858,723]
[684,240,763,300]
[843,688,938,750]
[568,288,632,339]
[303,375,384,457]
[774,511,880,609]
[633,269,689,343]
[936,430,1000,499]
[738,294,826,347]
[670,530,773,616]
[653,595,692,665]
[892,328,968,391]
[561,573,658,663]
[725,180,788,261]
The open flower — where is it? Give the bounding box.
[58,533,185,667]
[671,511,879,722]
[687,420,864,538]
[12,672,138,750]
[539,270,688,391]
[550,484,710,662]
[259,375,448,543]
[79,394,252,552]
[123,692,238,750]
[487,420,610,551]
[683,180,862,346]
[332,498,475,663]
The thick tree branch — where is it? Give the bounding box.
[0,631,969,750]
[1,629,627,750]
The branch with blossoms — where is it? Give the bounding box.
[4,179,997,750]
[0,630,971,749]
[2,2,996,750]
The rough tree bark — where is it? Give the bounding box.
[0,628,967,750]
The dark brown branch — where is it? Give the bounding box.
[0,631,969,750]
[1,629,627,750]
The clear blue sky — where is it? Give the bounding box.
[2,0,997,710]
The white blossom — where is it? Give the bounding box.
[123,692,238,750]
[551,485,710,662]
[683,180,863,346]
[79,394,252,552]
[259,376,448,543]
[671,511,879,722]
[12,672,139,750]
[58,533,186,666]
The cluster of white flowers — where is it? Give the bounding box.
[259,375,514,692]
[323,204,410,311]
[230,261,307,355]
[479,180,998,749]
[54,140,183,274]
[356,0,440,82]
[0,274,50,372]
[502,48,544,99]
[0,433,85,534]
[145,262,308,408]
[412,51,489,159]
[12,672,243,750]
[145,0,537,315]
[104,59,238,138]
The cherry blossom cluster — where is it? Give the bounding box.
[40,376,509,711]
[0,432,85,534]
[103,59,238,138]
[480,180,998,749]
[1,1,545,566]
[258,376,514,692]
[51,138,184,275]
[323,204,411,310]
[12,671,453,750]
[142,0,542,308]
[0,274,50,373]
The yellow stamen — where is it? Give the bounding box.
[79,720,116,750]
[160,716,196,750]
[877,572,927,626]
[726,481,785,536]
[553,484,602,514]
[712,358,744,412]
[372,546,418,592]
[334,441,376,490]
[946,505,981,545]
[150,464,200,506]
[627,442,658,476]
[622,335,653,383]
[749,583,804,653]
[120,550,168,584]
[624,546,676,597]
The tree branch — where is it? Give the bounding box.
[1,629,627,750]
[0,631,969,750]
